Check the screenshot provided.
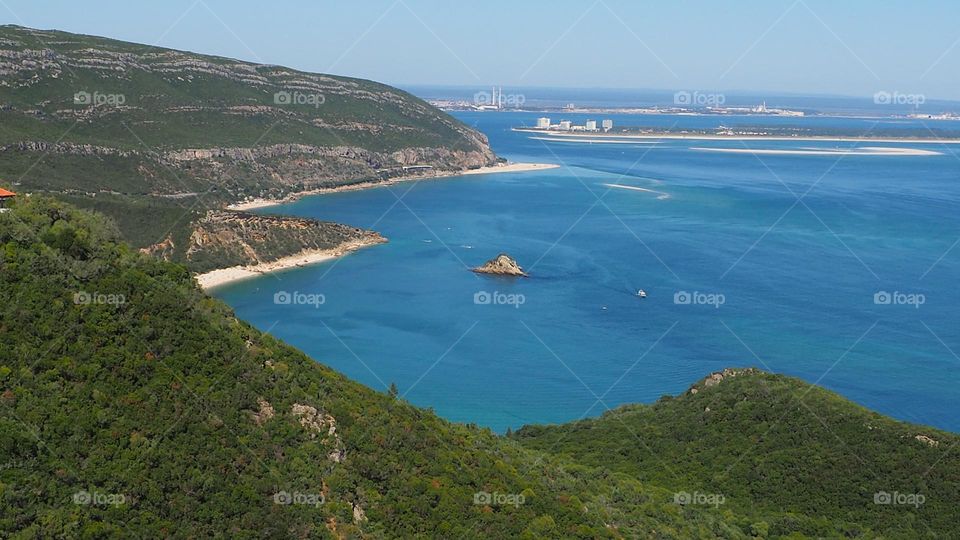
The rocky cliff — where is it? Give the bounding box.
[174,210,386,273]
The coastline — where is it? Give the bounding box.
[195,236,386,290]
[513,128,960,144]
[228,162,559,211]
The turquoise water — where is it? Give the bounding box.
[214,112,960,433]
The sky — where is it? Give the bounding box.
[1,0,959,100]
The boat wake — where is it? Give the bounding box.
[601,183,671,200]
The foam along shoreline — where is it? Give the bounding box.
[601,183,671,200]
[691,146,943,156]
[514,128,960,144]
[195,237,385,290]
[227,162,559,211]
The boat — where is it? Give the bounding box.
[637,289,647,298]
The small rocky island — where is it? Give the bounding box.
[472,253,528,277]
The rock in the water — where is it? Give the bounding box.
[473,253,527,277]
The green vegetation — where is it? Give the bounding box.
[513,369,960,538]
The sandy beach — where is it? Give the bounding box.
[194,237,386,290]
[514,128,960,145]
[228,162,559,211]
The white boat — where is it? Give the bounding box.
[637,289,647,298]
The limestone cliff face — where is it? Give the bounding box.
[185,210,386,273]
[0,24,499,199]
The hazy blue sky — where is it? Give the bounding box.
[2,0,959,100]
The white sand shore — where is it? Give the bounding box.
[515,128,960,145]
[691,146,942,157]
[195,237,385,290]
[227,162,559,211]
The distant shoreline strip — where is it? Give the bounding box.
[691,146,942,156]
[515,128,960,144]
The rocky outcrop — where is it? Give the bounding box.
[688,368,761,394]
[251,398,275,426]
[139,234,175,261]
[473,253,528,277]
[915,434,940,447]
[291,403,338,437]
[352,503,367,523]
[291,403,346,463]
[1,141,138,158]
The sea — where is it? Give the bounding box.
[212,105,960,434]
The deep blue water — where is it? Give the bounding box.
[214,112,960,434]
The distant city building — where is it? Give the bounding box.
[601,119,613,131]
[536,117,551,129]
[585,120,597,131]
[559,120,572,130]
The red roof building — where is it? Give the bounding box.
[0,188,15,208]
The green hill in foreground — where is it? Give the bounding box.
[513,368,960,538]
[1,197,958,538]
